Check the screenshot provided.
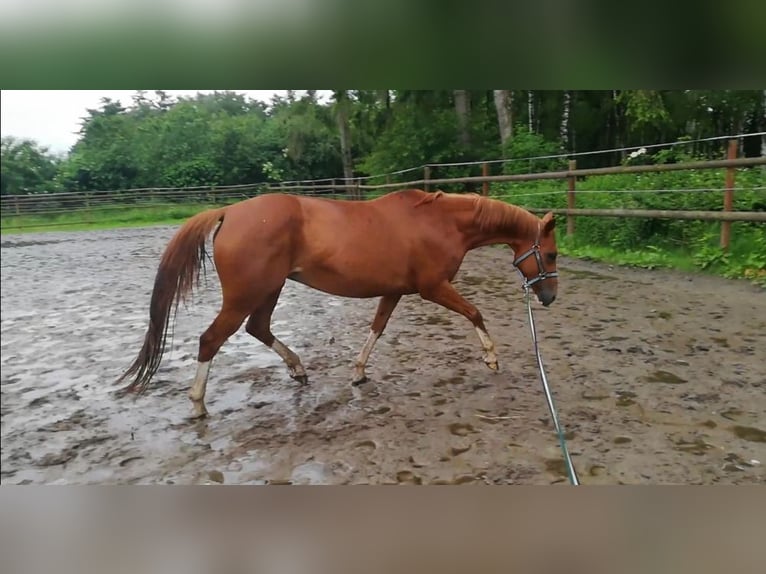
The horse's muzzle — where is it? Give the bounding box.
[539,292,556,307]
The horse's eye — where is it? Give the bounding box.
[547,252,558,263]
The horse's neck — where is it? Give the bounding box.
[463,198,538,250]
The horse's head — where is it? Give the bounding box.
[512,212,559,306]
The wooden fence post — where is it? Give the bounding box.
[482,162,489,196]
[424,166,430,192]
[85,192,92,223]
[720,139,738,250]
[567,159,577,236]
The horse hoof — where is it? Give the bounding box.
[485,361,499,371]
[352,375,368,387]
[292,373,309,385]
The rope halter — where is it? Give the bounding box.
[512,224,558,290]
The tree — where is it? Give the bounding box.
[493,90,513,148]
[453,90,471,149]
[527,91,535,133]
[762,90,766,158]
[616,90,671,142]
[333,90,355,187]
[559,90,572,152]
[5,89,762,198]
[1,136,62,195]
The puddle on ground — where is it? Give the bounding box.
[711,337,730,348]
[719,408,745,422]
[730,425,766,443]
[207,470,224,483]
[434,376,465,388]
[429,474,481,485]
[581,390,610,401]
[424,316,452,326]
[3,228,765,486]
[645,370,687,384]
[544,458,568,477]
[396,470,422,484]
[674,437,716,456]
[448,422,475,437]
[589,464,607,477]
[449,445,472,457]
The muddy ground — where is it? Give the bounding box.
[1,225,764,485]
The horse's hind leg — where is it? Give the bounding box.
[245,287,308,384]
[352,294,401,385]
[419,281,499,371]
[189,305,250,418]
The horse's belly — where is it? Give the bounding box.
[288,263,414,299]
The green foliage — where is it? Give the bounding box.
[616,90,672,138]
[1,136,63,195]
[501,126,567,174]
[48,91,344,192]
[10,89,764,195]
[493,162,766,285]
[358,102,461,179]
[4,89,765,285]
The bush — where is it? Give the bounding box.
[491,164,766,284]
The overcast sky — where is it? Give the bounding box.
[1,90,314,155]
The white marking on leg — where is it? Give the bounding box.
[272,338,306,378]
[354,329,379,382]
[474,326,498,370]
[189,361,210,417]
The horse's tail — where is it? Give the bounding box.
[117,207,227,395]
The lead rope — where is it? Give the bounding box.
[523,284,580,486]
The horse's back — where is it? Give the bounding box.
[209,190,467,298]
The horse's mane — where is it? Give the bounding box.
[412,190,445,207]
[472,195,539,238]
[413,190,539,239]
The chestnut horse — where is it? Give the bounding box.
[118,189,559,417]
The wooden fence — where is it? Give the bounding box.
[0,185,266,229]
[267,141,766,251]
[3,140,765,250]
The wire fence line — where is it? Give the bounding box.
[2,159,764,218]
[2,135,765,235]
[266,157,766,195]
[279,131,766,185]
[3,131,763,200]
[423,132,766,170]
[490,186,766,200]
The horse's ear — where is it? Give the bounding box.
[542,212,555,233]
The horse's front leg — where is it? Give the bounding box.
[418,281,499,371]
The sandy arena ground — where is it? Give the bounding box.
[1,224,764,484]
